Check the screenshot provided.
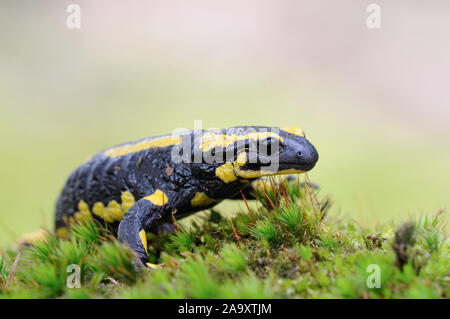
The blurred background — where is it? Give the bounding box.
[1,1,449,244]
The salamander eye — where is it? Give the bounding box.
[259,138,280,156]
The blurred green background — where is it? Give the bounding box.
[1,1,449,244]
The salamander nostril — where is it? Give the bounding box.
[297,151,302,157]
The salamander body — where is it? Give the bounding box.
[55,126,319,267]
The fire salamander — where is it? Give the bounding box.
[55,126,319,268]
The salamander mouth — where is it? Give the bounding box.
[278,162,316,171]
[239,161,315,173]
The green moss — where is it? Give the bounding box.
[0,177,448,299]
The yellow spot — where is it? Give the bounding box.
[70,193,136,227]
[282,126,305,137]
[146,262,159,269]
[62,215,68,224]
[91,197,134,223]
[107,200,125,220]
[74,200,92,222]
[78,200,89,212]
[191,192,221,207]
[144,189,169,206]
[235,151,247,167]
[201,131,284,152]
[121,191,135,212]
[215,162,237,183]
[139,230,148,253]
[104,135,183,158]
[56,227,69,239]
[92,202,115,223]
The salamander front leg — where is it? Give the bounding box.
[118,199,165,270]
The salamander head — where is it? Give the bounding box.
[192,126,319,183]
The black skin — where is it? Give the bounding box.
[55,126,319,268]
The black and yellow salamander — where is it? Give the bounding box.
[55,126,319,268]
